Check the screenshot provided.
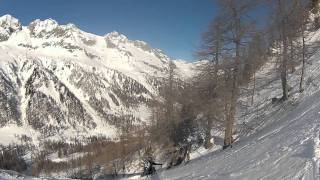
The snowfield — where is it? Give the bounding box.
[156,89,320,179]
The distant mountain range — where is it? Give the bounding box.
[0,14,198,145]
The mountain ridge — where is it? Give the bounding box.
[0,14,198,145]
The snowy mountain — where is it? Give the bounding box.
[0,14,197,145]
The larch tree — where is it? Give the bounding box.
[268,0,309,100]
[295,0,311,92]
[215,0,257,149]
[276,0,290,101]
[197,16,226,149]
[243,32,268,105]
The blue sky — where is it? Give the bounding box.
[0,0,217,61]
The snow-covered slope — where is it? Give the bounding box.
[151,25,320,180]
[158,90,320,179]
[0,169,72,180]
[0,14,197,145]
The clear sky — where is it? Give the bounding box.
[0,0,217,61]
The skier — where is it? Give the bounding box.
[142,157,162,177]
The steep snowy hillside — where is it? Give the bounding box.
[0,14,197,145]
[156,85,320,179]
[148,25,320,180]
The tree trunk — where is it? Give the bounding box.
[299,31,306,92]
[281,41,288,101]
[204,118,213,149]
[224,17,241,148]
[290,39,295,73]
[224,86,237,148]
[206,48,219,149]
[251,67,256,106]
[279,0,288,101]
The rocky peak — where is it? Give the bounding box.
[104,31,128,45]
[0,14,22,41]
[0,14,21,31]
[27,19,83,41]
[28,18,59,37]
[105,31,127,39]
[104,31,155,53]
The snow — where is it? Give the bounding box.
[173,60,201,80]
[130,104,151,124]
[155,89,320,179]
[150,18,320,180]
[0,14,199,146]
[0,124,28,146]
[29,18,59,36]
[0,14,21,32]
[0,14,198,97]
[315,133,320,160]
[118,12,320,179]
[0,169,75,180]
[0,14,191,95]
[105,31,129,45]
[189,145,221,160]
[48,152,88,163]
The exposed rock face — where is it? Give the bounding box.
[0,66,20,127]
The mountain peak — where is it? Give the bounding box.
[0,14,22,41]
[0,14,21,31]
[105,31,128,41]
[65,23,78,30]
[28,18,59,36]
[27,18,81,39]
[0,15,170,63]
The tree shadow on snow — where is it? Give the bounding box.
[213,136,224,146]
[292,139,315,159]
[150,173,161,180]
